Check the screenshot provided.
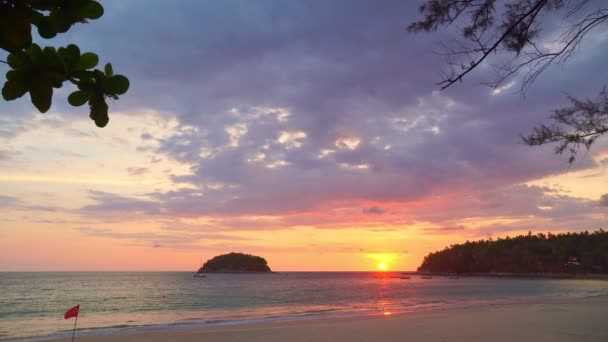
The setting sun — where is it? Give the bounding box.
[378,262,387,271]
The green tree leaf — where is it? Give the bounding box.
[48,11,71,33]
[5,70,18,81]
[89,94,109,127]
[68,90,90,106]
[2,78,28,101]
[47,71,67,88]
[42,46,62,69]
[29,79,53,113]
[76,52,99,69]
[27,44,44,64]
[37,18,57,39]
[7,52,28,69]
[104,63,113,76]
[77,1,104,20]
[105,75,130,95]
[77,78,95,92]
[65,44,81,67]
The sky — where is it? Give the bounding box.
[1,0,607,271]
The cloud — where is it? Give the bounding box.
[0,116,27,139]
[126,167,148,176]
[491,81,515,96]
[65,128,99,138]
[0,195,64,212]
[53,150,85,158]
[76,226,251,250]
[73,181,607,237]
[81,190,160,216]
[422,225,466,234]
[0,150,20,161]
[21,205,58,212]
[362,206,385,214]
[600,194,608,207]
[0,195,18,207]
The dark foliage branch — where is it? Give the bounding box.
[407,0,561,90]
[0,0,129,127]
[522,87,608,163]
[409,0,608,162]
[492,7,608,93]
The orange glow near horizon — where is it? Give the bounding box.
[0,111,604,272]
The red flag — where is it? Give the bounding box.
[64,305,80,320]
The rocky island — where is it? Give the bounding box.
[198,252,272,273]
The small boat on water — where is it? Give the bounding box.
[194,257,206,277]
[420,276,432,279]
[448,276,460,279]
[400,276,411,279]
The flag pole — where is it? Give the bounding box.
[71,315,78,342]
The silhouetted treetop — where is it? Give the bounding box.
[418,230,608,274]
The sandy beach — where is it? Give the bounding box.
[48,297,608,342]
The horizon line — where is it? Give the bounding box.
[0,270,416,273]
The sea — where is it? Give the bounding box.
[1,272,607,341]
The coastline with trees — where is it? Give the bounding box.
[416,230,608,278]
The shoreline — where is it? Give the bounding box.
[34,296,608,342]
[4,273,608,342]
[1,302,489,342]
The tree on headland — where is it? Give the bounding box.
[0,0,129,127]
[418,230,608,274]
[408,0,608,163]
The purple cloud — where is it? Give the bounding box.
[0,195,18,207]
[77,226,251,250]
[600,194,608,207]
[81,190,160,216]
[422,226,466,234]
[126,167,148,176]
[363,206,385,214]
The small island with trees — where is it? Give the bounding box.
[197,252,272,273]
[417,230,608,278]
